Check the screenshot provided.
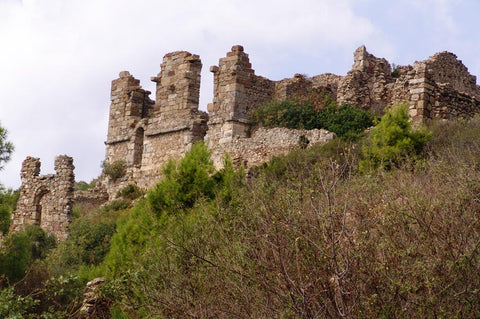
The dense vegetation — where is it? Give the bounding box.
[250,93,376,140]
[1,104,480,317]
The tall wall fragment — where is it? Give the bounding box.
[104,52,208,196]
[11,156,74,241]
[206,45,275,146]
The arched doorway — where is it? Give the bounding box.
[33,187,49,226]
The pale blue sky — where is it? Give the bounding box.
[0,0,479,188]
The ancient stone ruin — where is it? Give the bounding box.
[11,44,480,239]
[11,156,74,241]
[102,44,480,196]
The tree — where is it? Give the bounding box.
[0,122,13,170]
[360,102,431,172]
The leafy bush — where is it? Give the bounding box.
[360,102,431,172]
[0,122,14,170]
[74,180,96,191]
[116,184,144,201]
[250,98,321,130]
[101,199,130,213]
[102,160,126,181]
[147,142,216,215]
[47,209,121,275]
[0,286,38,318]
[0,226,56,283]
[0,186,19,235]
[318,103,376,140]
[250,94,375,140]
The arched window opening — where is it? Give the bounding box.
[33,188,49,226]
[133,127,145,166]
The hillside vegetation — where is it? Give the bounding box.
[1,104,480,318]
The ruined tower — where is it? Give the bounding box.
[206,45,275,147]
[104,51,207,195]
[11,155,74,241]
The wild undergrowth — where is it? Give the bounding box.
[2,110,480,318]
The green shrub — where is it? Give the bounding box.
[102,160,126,181]
[0,286,38,318]
[250,98,321,130]
[318,103,376,140]
[117,184,144,201]
[74,180,96,191]
[0,206,10,235]
[147,142,216,215]
[250,94,375,140]
[100,200,157,276]
[101,199,130,213]
[0,226,56,283]
[0,186,19,235]
[360,102,431,172]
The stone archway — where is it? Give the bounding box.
[33,187,49,227]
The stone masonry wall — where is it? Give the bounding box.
[206,45,275,148]
[13,45,480,240]
[104,52,208,197]
[408,53,480,123]
[12,156,74,241]
[209,127,335,169]
[336,45,394,114]
[103,44,480,199]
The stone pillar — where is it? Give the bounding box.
[12,157,41,231]
[105,71,153,166]
[409,63,436,124]
[151,51,202,116]
[52,155,75,241]
[206,45,257,147]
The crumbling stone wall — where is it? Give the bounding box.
[13,45,479,239]
[206,45,276,146]
[336,45,394,114]
[103,44,480,199]
[210,127,335,169]
[104,52,208,197]
[11,156,74,241]
[74,186,109,208]
[408,52,480,123]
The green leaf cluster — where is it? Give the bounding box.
[360,102,431,172]
[0,186,19,235]
[0,286,38,318]
[250,94,375,140]
[0,226,56,283]
[147,142,216,215]
[250,98,322,130]
[0,122,13,170]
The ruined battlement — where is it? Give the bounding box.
[12,156,75,241]
[102,44,480,196]
[11,45,480,239]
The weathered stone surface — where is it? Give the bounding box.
[77,277,109,318]
[74,185,109,208]
[11,156,74,241]
[103,51,208,197]
[210,127,335,169]
[11,45,480,239]
[103,44,480,198]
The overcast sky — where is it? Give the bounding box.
[0,0,479,189]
